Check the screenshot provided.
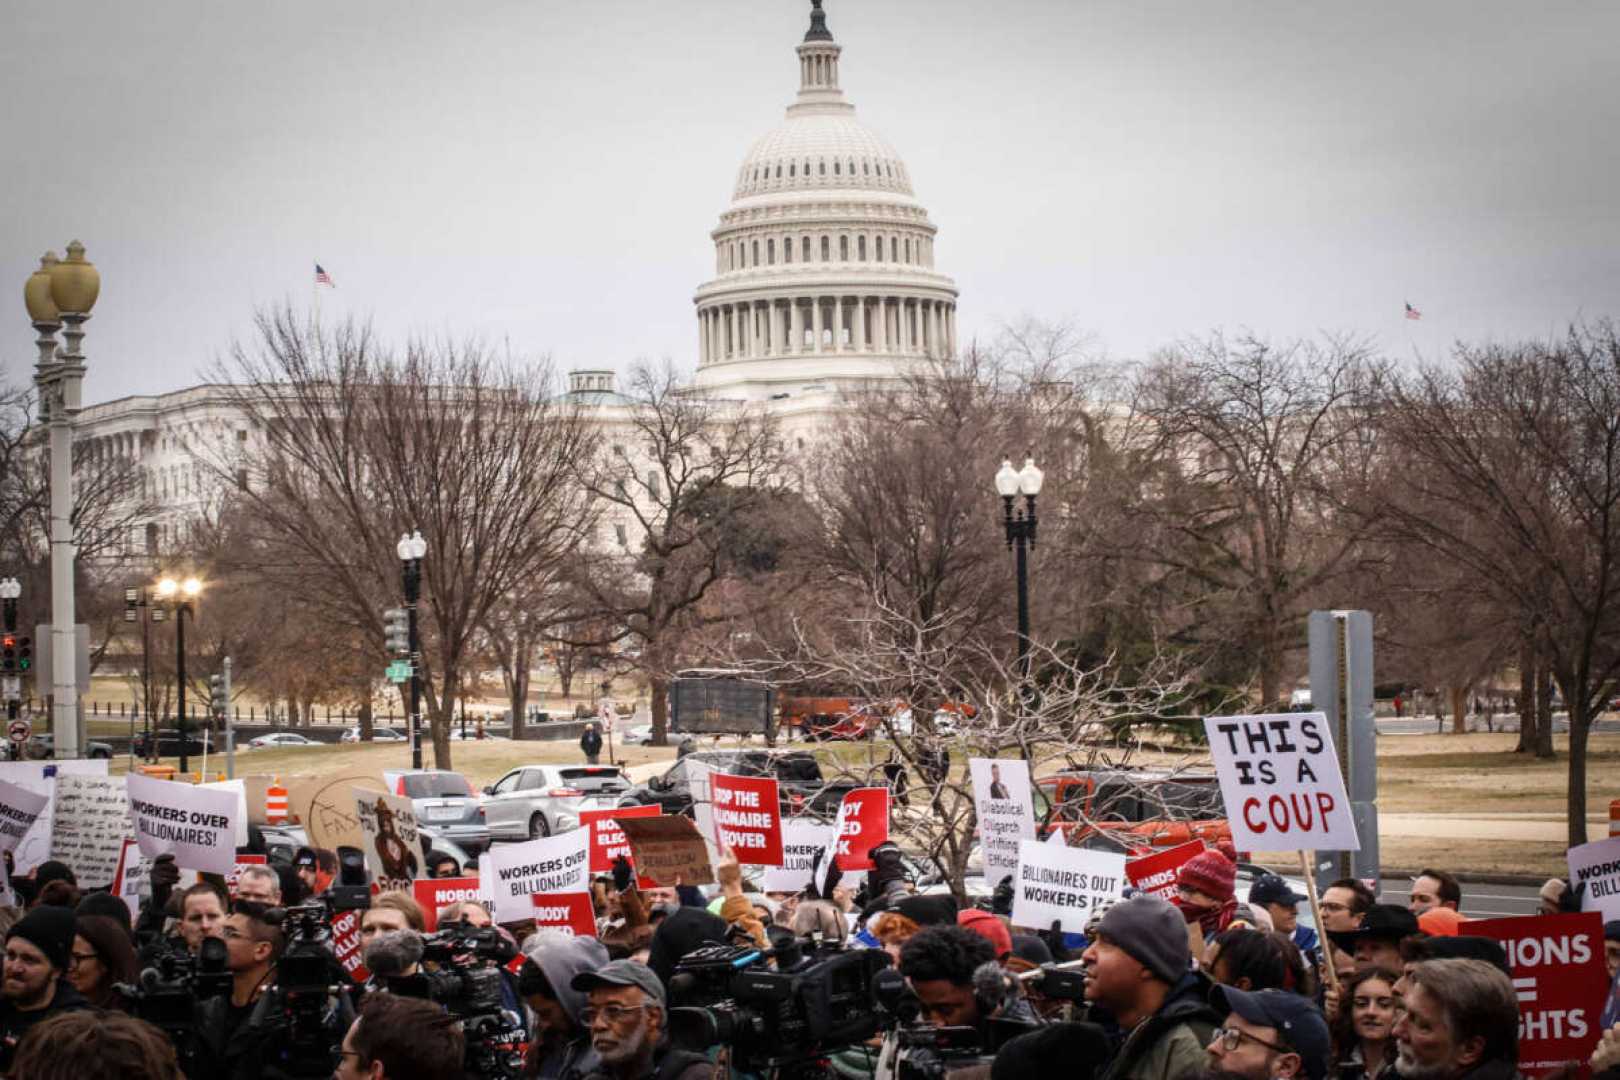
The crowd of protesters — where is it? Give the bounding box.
[0,817,1616,1080]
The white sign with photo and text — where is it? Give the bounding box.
[969,758,1036,885]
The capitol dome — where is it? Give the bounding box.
[691,0,960,399]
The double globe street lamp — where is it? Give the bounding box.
[994,455,1044,678]
[24,242,99,759]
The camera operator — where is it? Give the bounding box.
[333,991,466,1080]
[0,906,91,1060]
[571,959,714,1080]
[900,925,1028,1032]
[1080,895,1221,1080]
[520,930,610,1080]
[192,901,286,1078]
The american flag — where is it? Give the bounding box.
[314,263,335,288]
[1405,302,1422,320]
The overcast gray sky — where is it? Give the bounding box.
[5,1,1618,405]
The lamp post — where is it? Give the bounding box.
[25,242,99,760]
[397,530,427,770]
[994,455,1044,678]
[0,578,20,745]
[124,587,165,761]
[157,576,201,774]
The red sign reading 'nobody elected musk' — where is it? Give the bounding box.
[1203,711,1358,853]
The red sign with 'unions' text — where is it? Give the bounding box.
[1125,841,1206,901]
[1470,912,1609,1078]
[710,772,784,866]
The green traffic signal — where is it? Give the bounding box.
[17,637,29,672]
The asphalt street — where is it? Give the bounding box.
[1375,879,1544,919]
[1375,713,1620,736]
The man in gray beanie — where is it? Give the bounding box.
[1082,894,1221,1080]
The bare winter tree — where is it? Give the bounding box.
[563,362,786,745]
[208,307,595,768]
[1374,323,1620,847]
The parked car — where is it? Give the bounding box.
[1034,767,1234,853]
[339,726,408,743]
[619,750,854,822]
[25,732,114,760]
[481,764,630,840]
[384,769,490,852]
[621,724,654,745]
[131,730,211,759]
[246,732,321,750]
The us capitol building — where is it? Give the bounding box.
[70,1,960,560]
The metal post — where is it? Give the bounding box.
[176,604,189,775]
[224,655,234,780]
[404,556,423,770]
[142,605,152,761]
[1013,528,1031,678]
[1308,610,1378,888]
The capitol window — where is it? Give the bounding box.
[819,160,826,176]
[821,236,830,261]
[752,240,759,265]
[834,160,840,175]
[839,235,849,260]
[775,164,782,178]
[858,235,867,261]
[876,236,885,261]
[802,236,811,261]
[789,162,796,177]
[767,239,776,265]
[784,238,792,263]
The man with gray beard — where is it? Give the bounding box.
[571,960,712,1080]
[1392,959,1523,1080]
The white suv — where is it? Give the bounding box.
[340,726,408,743]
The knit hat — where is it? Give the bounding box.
[890,892,958,928]
[76,891,133,936]
[958,909,1013,958]
[1010,933,1052,967]
[1094,894,1190,985]
[1417,907,1467,937]
[7,905,76,971]
[33,861,76,890]
[1176,849,1236,903]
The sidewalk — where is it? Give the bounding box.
[1379,812,1610,842]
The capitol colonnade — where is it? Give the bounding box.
[697,296,957,364]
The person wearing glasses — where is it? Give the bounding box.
[192,901,284,1078]
[333,992,466,1080]
[1205,985,1332,1080]
[569,960,713,1080]
[67,914,137,1011]
[1082,894,1223,1080]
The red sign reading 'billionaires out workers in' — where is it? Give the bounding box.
[1471,912,1609,1078]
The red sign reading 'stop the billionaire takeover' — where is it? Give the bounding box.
[1470,913,1608,1078]
[710,772,784,866]
[330,910,370,984]
[1125,841,1206,901]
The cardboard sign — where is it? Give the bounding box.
[356,791,421,891]
[0,778,49,856]
[969,758,1036,885]
[580,804,661,887]
[225,854,270,897]
[50,774,134,887]
[531,892,597,937]
[710,772,784,866]
[1567,836,1620,922]
[414,876,485,933]
[763,820,836,893]
[126,772,240,875]
[827,787,890,871]
[1125,840,1207,901]
[1204,711,1358,852]
[1011,838,1127,934]
[481,829,591,923]
[0,760,109,873]
[1471,913,1609,1077]
[110,838,148,922]
[286,770,389,853]
[617,815,716,886]
[330,909,370,984]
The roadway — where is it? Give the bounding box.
[1375,713,1620,736]
[1374,878,1545,919]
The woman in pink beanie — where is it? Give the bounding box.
[1174,847,1240,940]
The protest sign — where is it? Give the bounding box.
[330,910,369,983]
[617,815,715,886]
[414,876,484,932]
[1125,840,1207,901]
[763,819,836,893]
[1567,835,1620,922]
[824,787,889,871]
[686,759,717,849]
[1203,711,1358,852]
[969,758,1036,885]
[1011,838,1127,934]
[0,778,49,856]
[579,804,661,886]
[111,838,148,922]
[356,791,421,891]
[50,774,133,887]
[198,779,251,847]
[1471,913,1609,1077]
[126,772,240,875]
[710,772,783,866]
[481,829,590,923]
[0,759,108,873]
[531,893,597,937]
[286,770,389,853]
[225,854,270,898]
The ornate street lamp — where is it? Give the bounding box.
[397,530,427,769]
[995,455,1043,677]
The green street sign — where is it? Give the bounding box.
[385,660,413,683]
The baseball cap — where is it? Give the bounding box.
[1327,903,1419,955]
[1248,874,1304,908]
[571,959,667,1006]
[1213,986,1332,1080]
[293,847,317,869]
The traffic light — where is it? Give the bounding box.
[209,674,227,717]
[1,636,14,675]
[384,608,411,655]
[17,637,29,673]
